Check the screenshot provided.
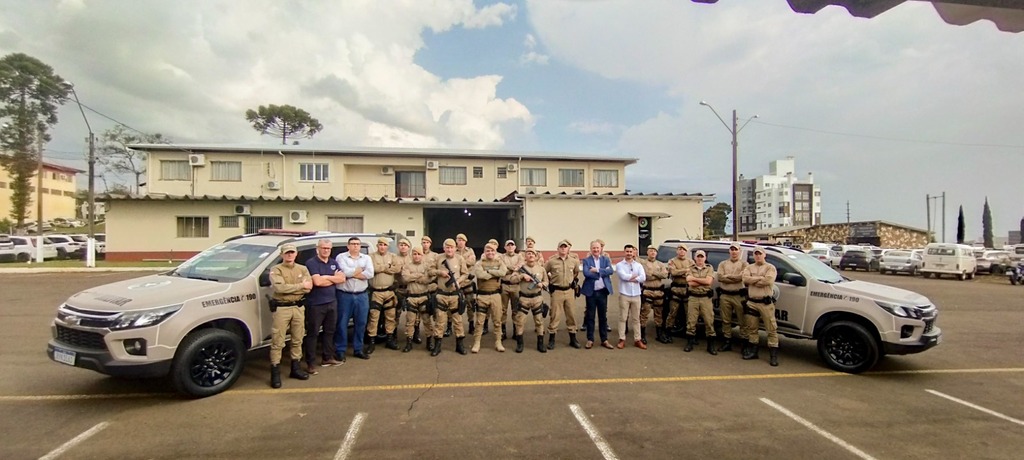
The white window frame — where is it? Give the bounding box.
[559,169,584,188]
[593,169,618,188]
[299,163,330,182]
[520,168,547,186]
[161,160,191,181]
[177,216,209,238]
[439,166,467,185]
[210,161,242,182]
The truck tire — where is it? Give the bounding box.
[817,320,879,374]
[56,248,68,260]
[17,252,30,262]
[170,329,246,398]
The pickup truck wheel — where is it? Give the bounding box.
[171,329,246,398]
[56,248,68,260]
[817,321,879,374]
[16,253,30,262]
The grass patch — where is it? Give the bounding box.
[1,259,176,268]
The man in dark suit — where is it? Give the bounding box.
[581,240,615,349]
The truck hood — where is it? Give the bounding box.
[65,273,233,312]
[834,280,931,306]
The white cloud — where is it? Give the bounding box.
[519,32,549,65]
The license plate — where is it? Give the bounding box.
[935,263,945,268]
[53,347,76,366]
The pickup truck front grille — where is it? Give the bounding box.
[55,325,106,350]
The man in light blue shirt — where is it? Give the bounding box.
[615,244,647,349]
[335,237,375,360]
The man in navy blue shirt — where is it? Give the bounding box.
[305,239,346,373]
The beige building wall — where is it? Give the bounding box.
[0,164,80,222]
[522,196,705,253]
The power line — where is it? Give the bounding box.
[752,120,1024,149]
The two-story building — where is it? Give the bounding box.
[103,144,711,261]
[0,159,82,224]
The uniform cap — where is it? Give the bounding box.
[487,238,499,247]
[676,244,689,251]
[694,250,706,257]
[647,245,658,251]
[558,239,571,247]
[484,242,498,251]
[412,246,424,255]
[456,233,468,241]
[443,238,457,248]
[505,240,516,246]
[421,235,432,243]
[524,248,538,255]
[753,247,765,254]
[525,236,536,244]
[280,243,297,253]
[376,237,390,246]
[398,238,411,246]
[729,242,741,250]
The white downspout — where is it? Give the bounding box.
[278,151,286,196]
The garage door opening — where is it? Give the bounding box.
[423,207,518,254]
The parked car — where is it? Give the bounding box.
[66,234,106,259]
[52,217,85,228]
[879,250,924,276]
[44,235,83,260]
[976,250,1012,275]
[920,243,977,280]
[839,249,878,271]
[21,221,55,234]
[807,248,841,267]
[0,236,59,262]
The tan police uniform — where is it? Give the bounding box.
[716,245,750,349]
[515,251,549,353]
[432,242,470,355]
[471,246,508,353]
[685,251,717,353]
[368,238,402,351]
[666,249,695,340]
[743,251,780,365]
[269,261,311,366]
[545,240,581,349]
[400,247,432,353]
[499,242,524,338]
[525,236,545,265]
[455,235,478,333]
[639,247,668,344]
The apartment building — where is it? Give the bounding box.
[103,144,709,260]
[736,156,821,231]
[0,160,82,224]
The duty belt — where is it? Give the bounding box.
[437,290,461,296]
[274,302,303,308]
[405,292,429,299]
[747,296,773,305]
[670,282,688,288]
[643,284,663,290]
[370,286,395,292]
[501,280,517,285]
[550,285,572,291]
[476,289,500,295]
[690,291,713,298]
[520,291,543,298]
[718,288,745,296]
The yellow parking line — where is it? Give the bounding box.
[2,367,1022,401]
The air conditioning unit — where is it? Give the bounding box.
[381,166,395,175]
[266,180,280,191]
[523,187,537,194]
[188,153,206,166]
[234,204,251,216]
[425,160,439,170]
[289,210,308,224]
[506,163,518,172]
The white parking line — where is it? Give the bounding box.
[39,421,109,460]
[333,412,367,460]
[761,398,877,460]
[926,389,1024,426]
[569,404,619,460]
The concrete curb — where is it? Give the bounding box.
[0,267,170,274]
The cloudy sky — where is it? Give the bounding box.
[1,0,1021,241]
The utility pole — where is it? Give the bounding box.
[35,128,44,263]
[926,194,932,241]
[926,193,946,243]
[698,101,758,242]
[846,201,850,224]
[70,85,97,267]
[942,192,946,244]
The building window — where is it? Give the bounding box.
[520,168,547,186]
[63,191,75,197]
[327,216,364,233]
[50,189,63,196]
[593,169,618,188]
[472,166,483,179]
[219,216,239,228]
[211,161,242,181]
[496,167,507,179]
[396,171,426,198]
[439,166,467,185]
[177,216,209,238]
[559,169,584,187]
[244,216,283,234]
[299,163,329,182]
[161,160,191,181]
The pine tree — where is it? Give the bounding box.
[982,198,994,248]
[956,206,965,244]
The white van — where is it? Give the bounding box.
[920,243,977,280]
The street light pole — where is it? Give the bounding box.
[69,84,97,267]
[699,101,757,242]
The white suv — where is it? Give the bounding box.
[657,240,941,373]
[44,234,82,260]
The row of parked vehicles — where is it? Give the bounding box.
[806,242,1024,281]
[0,233,106,262]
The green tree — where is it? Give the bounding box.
[244,104,323,145]
[703,202,732,238]
[0,53,70,228]
[1020,216,1024,244]
[982,197,993,248]
[956,205,965,244]
[98,125,167,194]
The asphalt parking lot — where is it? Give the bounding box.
[2,270,1023,459]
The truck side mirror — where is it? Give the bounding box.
[259,270,271,287]
[782,272,806,287]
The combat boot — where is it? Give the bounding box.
[445,320,453,337]
[471,335,481,354]
[431,338,443,357]
[456,337,468,355]
[515,334,524,353]
[384,332,398,350]
[468,318,475,335]
[665,327,674,344]
[495,333,505,352]
[426,336,434,351]
[365,334,375,355]
[569,333,581,349]
[290,360,309,380]
[547,333,556,350]
[706,337,718,355]
[743,343,760,360]
[402,337,413,353]
[483,318,490,335]
[640,327,648,345]
[655,327,667,344]
[270,365,282,389]
[501,324,508,341]
[412,328,422,344]
[683,336,696,352]
[537,335,547,353]
[769,347,779,367]
[718,338,733,352]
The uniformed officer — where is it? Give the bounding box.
[684,250,717,354]
[432,238,470,356]
[525,236,545,264]
[545,239,582,349]
[420,235,439,348]
[368,237,402,352]
[268,243,312,389]
[471,242,509,353]
[400,246,433,353]
[499,240,523,341]
[742,246,780,366]
[455,233,478,336]
[395,238,413,342]
[638,245,668,345]
[665,244,694,343]
[514,248,549,353]
[716,242,749,352]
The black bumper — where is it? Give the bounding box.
[47,340,171,378]
[882,327,942,355]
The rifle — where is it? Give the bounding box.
[571,277,580,298]
[517,266,538,290]
[442,258,459,290]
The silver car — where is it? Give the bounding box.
[808,248,841,267]
[880,250,923,276]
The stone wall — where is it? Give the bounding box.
[798,222,928,248]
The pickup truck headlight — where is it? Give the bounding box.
[876,301,922,319]
[109,304,182,330]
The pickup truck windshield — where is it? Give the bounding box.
[785,252,844,284]
[168,242,276,283]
